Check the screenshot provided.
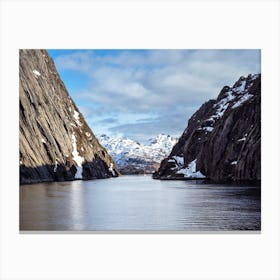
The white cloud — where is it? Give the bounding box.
[53,49,260,139]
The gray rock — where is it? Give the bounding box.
[154,74,261,183]
[19,49,120,184]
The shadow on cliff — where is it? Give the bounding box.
[20,155,119,185]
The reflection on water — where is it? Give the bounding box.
[20,175,261,231]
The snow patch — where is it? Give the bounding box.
[176,159,206,178]
[32,70,41,77]
[198,126,214,132]
[168,156,184,166]
[41,138,46,143]
[210,90,235,120]
[54,160,58,172]
[237,137,246,142]
[71,134,84,179]
[73,110,82,126]
[232,93,254,109]
[233,80,246,93]
[231,161,237,165]
[249,74,259,81]
[109,163,116,176]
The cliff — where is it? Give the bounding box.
[19,49,120,184]
[153,74,261,183]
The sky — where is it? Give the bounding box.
[47,49,260,142]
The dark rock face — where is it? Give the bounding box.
[19,49,120,184]
[153,74,261,183]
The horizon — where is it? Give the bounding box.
[47,49,260,142]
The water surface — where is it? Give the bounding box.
[20,175,261,231]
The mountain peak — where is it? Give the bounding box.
[98,134,178,174]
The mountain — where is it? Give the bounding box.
[19,49,119,184]
[153,74,261,183]
[98,134,178,174]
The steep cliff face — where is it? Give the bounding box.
[153,74,261,183]
[19,49,120,184]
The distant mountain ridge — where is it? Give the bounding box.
[153,74,261,182]
[98,134,178,174]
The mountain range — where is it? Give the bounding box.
[98,134,178,174]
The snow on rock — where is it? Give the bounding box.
[71,134,84,179]
[198,126,214,132]
[232,80,246,93]
[231,161,237,165]
[213,90,235,119]
[232,93,254,109]
[206,75,260,123]
[32,69,41,77]
[41,138,46,143]
[73,110,82,126]
[249,74,259,81]
[54,160,58,172]
[176,159,206,178]
[85,132,92,140]
[204,127,214,132]
[109,162,116,176]
[168,156,184,167]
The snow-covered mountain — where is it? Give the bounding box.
[98,134,178,174]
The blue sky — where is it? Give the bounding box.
[47,49,260,142]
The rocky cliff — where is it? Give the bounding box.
[19,49,120,184]
[153,74,261,183]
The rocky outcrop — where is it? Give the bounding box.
[153,74,261,183]
[20,49,120,184]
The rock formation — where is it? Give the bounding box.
[153,74,261,183]
[19,49,120,184]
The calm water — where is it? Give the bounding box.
[20,175,261,231]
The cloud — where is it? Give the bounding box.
[98,117,119,124]
[109,106,199,142]
[54,50,94,72]
[53,49,260,139]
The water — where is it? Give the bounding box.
[20,175,261,231]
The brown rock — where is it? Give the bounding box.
[19,49,120,184]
